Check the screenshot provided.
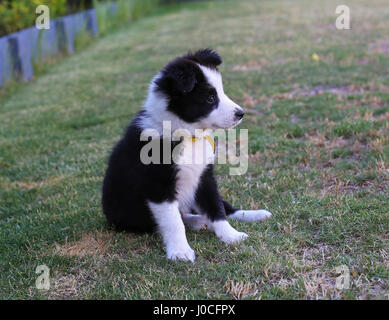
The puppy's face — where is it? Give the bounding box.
[155,49,244,129]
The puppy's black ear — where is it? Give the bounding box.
[156,59,198,95]
[184,48,222,69]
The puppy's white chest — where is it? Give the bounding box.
[175,138,214,214]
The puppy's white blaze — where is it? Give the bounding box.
[229,209,272,222]
[176,137,214,214]
[176,162,205,215]
[197,65,243,129]
[208,220,248,244]
[148,201,195,262]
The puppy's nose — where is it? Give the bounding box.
[234,109,245,120]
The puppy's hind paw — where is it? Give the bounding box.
[229,209,272,222]
[211,220,248,244]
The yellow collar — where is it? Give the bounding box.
[191,135,215,153]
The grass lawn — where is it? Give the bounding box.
[1,0,388,299]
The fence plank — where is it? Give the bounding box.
[0,36,13,87]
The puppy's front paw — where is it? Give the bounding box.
[219,230,248,244]
[166,245,195,262]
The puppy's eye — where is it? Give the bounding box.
[207,95,215,104]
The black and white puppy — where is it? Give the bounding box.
[102,49,271,262]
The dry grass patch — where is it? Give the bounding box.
[354,276,389,300]
[240,93,265,116]
[0,174,68,191]
[224,280,260,300]
[47,269,98,299]
[292,85,384,97]
[54,231,114,258]
[242,93,258,107]
[352,110,389,122]
[369,40,389,55]
[359,95,386,107]
[232,59,266,71]
[274,84,389,100]
[303,269,341,299]
[305,129,370,156]
[376,160,389,174]
[320,172,388,196]
[232,57,297,72]
[305,131,352,162]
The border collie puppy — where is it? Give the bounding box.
[102,49,272,262]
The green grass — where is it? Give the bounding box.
[1,0,389,299]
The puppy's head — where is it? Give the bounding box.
[153,49,244,130]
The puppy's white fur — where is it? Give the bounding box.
[182,214,250,245]
[229,209,272,222]
[207,220,248,244]
[197,65,244,129]
[148,201,195,262]
[176,135,215,215]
